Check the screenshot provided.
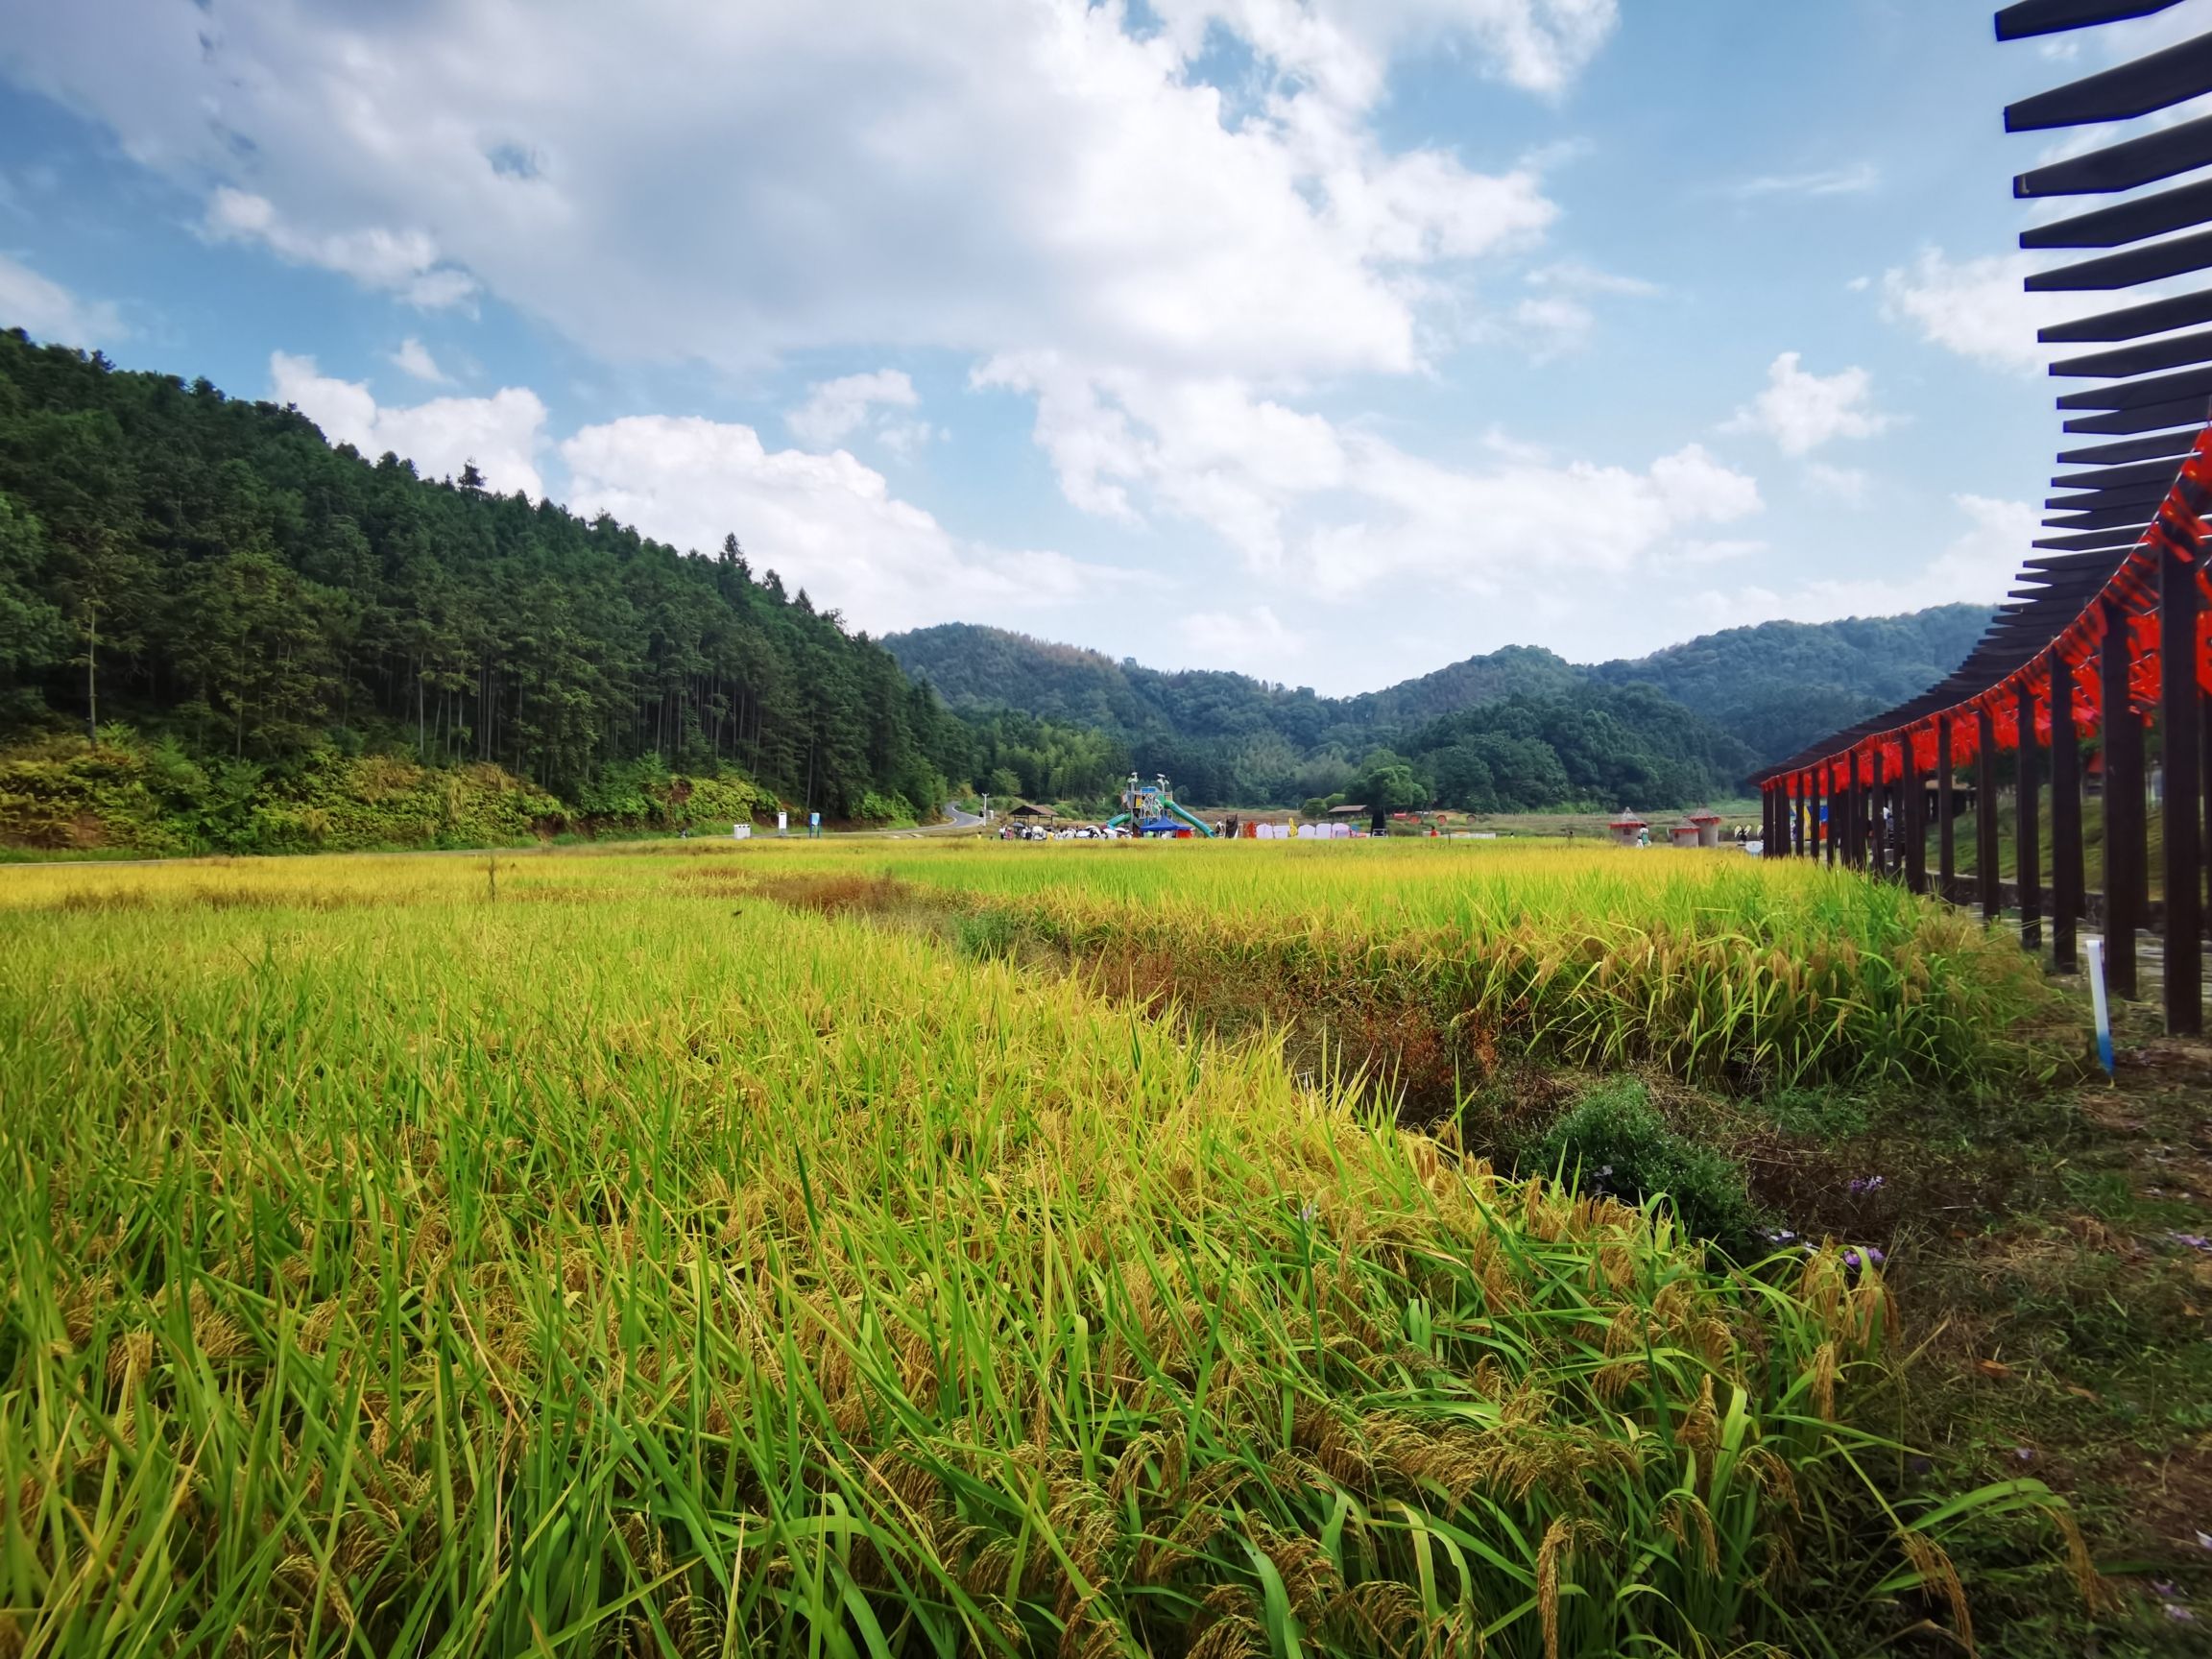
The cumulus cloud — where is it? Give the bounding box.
[786,369,927,452]
[1877,250,2069,374]
[1689,493,2032,630]
[0,1,1657,627]
[982,354,1761,595]
[205,188,475,310]
[1723,352,1889,456]
[388,337,453,384]
[270,352,547,498]
[561,414,1111,630]
[0,251,120,346]
[0,0,1590,382]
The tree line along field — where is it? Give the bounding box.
[6,836,2197,1656]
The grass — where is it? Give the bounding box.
[0,842,2112,1654]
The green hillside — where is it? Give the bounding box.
[0,332,1135,850]
[1588,606,1992,763]
[886,604,1990,808]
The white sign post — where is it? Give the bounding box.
[2085,935,2115,1078]
[777,810,788,837]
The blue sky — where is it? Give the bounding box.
[0,0,2202,693]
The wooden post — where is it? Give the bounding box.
[2052,649,2083,973]
[1846,758,1863,869]
[1937,713,1957,903]
[1904,733,1927,895]
[1978,705,2002,924]
[2200,685,2212,917]
[2017,680,2042,951]
[2162,537,2202,1033]
[1871,748,1889,878]
[1763,785,1776,858]
[2104,600,2142,999]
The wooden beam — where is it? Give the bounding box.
[1904,735,1927,895]
[1996,0,2185,43]
[2019,681,2044,950]
[2006,32,2212,133]
[2104,600,2143,998]
[2024,177,2212,251]
[2053,650,2084,972]
[1871,748,1889,878]
[2163,537,2203,1032]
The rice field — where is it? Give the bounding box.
[0,841,2092,1655]
[718,837,2070,1094]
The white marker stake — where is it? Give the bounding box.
[2085,935,2115,1078]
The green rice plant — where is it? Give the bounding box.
[0,847,2089,1655]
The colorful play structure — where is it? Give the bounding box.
[1105,773,1214,838]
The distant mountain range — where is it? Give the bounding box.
[884,606,1992,808]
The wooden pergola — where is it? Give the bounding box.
[1757,0,2212,1037]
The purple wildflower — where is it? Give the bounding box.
[2166,1602,2197,1623]
[2168,1232,2212,1253]
[1847,1175,1887,1196]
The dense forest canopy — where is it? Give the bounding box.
[0,329,1110,823]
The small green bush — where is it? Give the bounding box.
[1530,1079,1756,1250]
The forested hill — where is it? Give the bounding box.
[1586,607,1993,765]
[887,604,1994,783]
[0,330,997,837]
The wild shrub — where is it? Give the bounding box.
[1530,1077,1758,1250]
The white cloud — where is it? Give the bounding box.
[205,188,476,310]
[0,251,120,345]
[561,413,1111,631]
[1176,605,1305,674]
[2,1,1592,382]
[1878,249,2065,374]
[1689,493,2031,630]
[1726,162,1879,200]
[0,0,1649,632]
[1874,247,2147,376]
[389,337,452,384]
[270,352,546,497]
[786,368,926,449]
[1723,351,1889,456]
[983,353,1761,597]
